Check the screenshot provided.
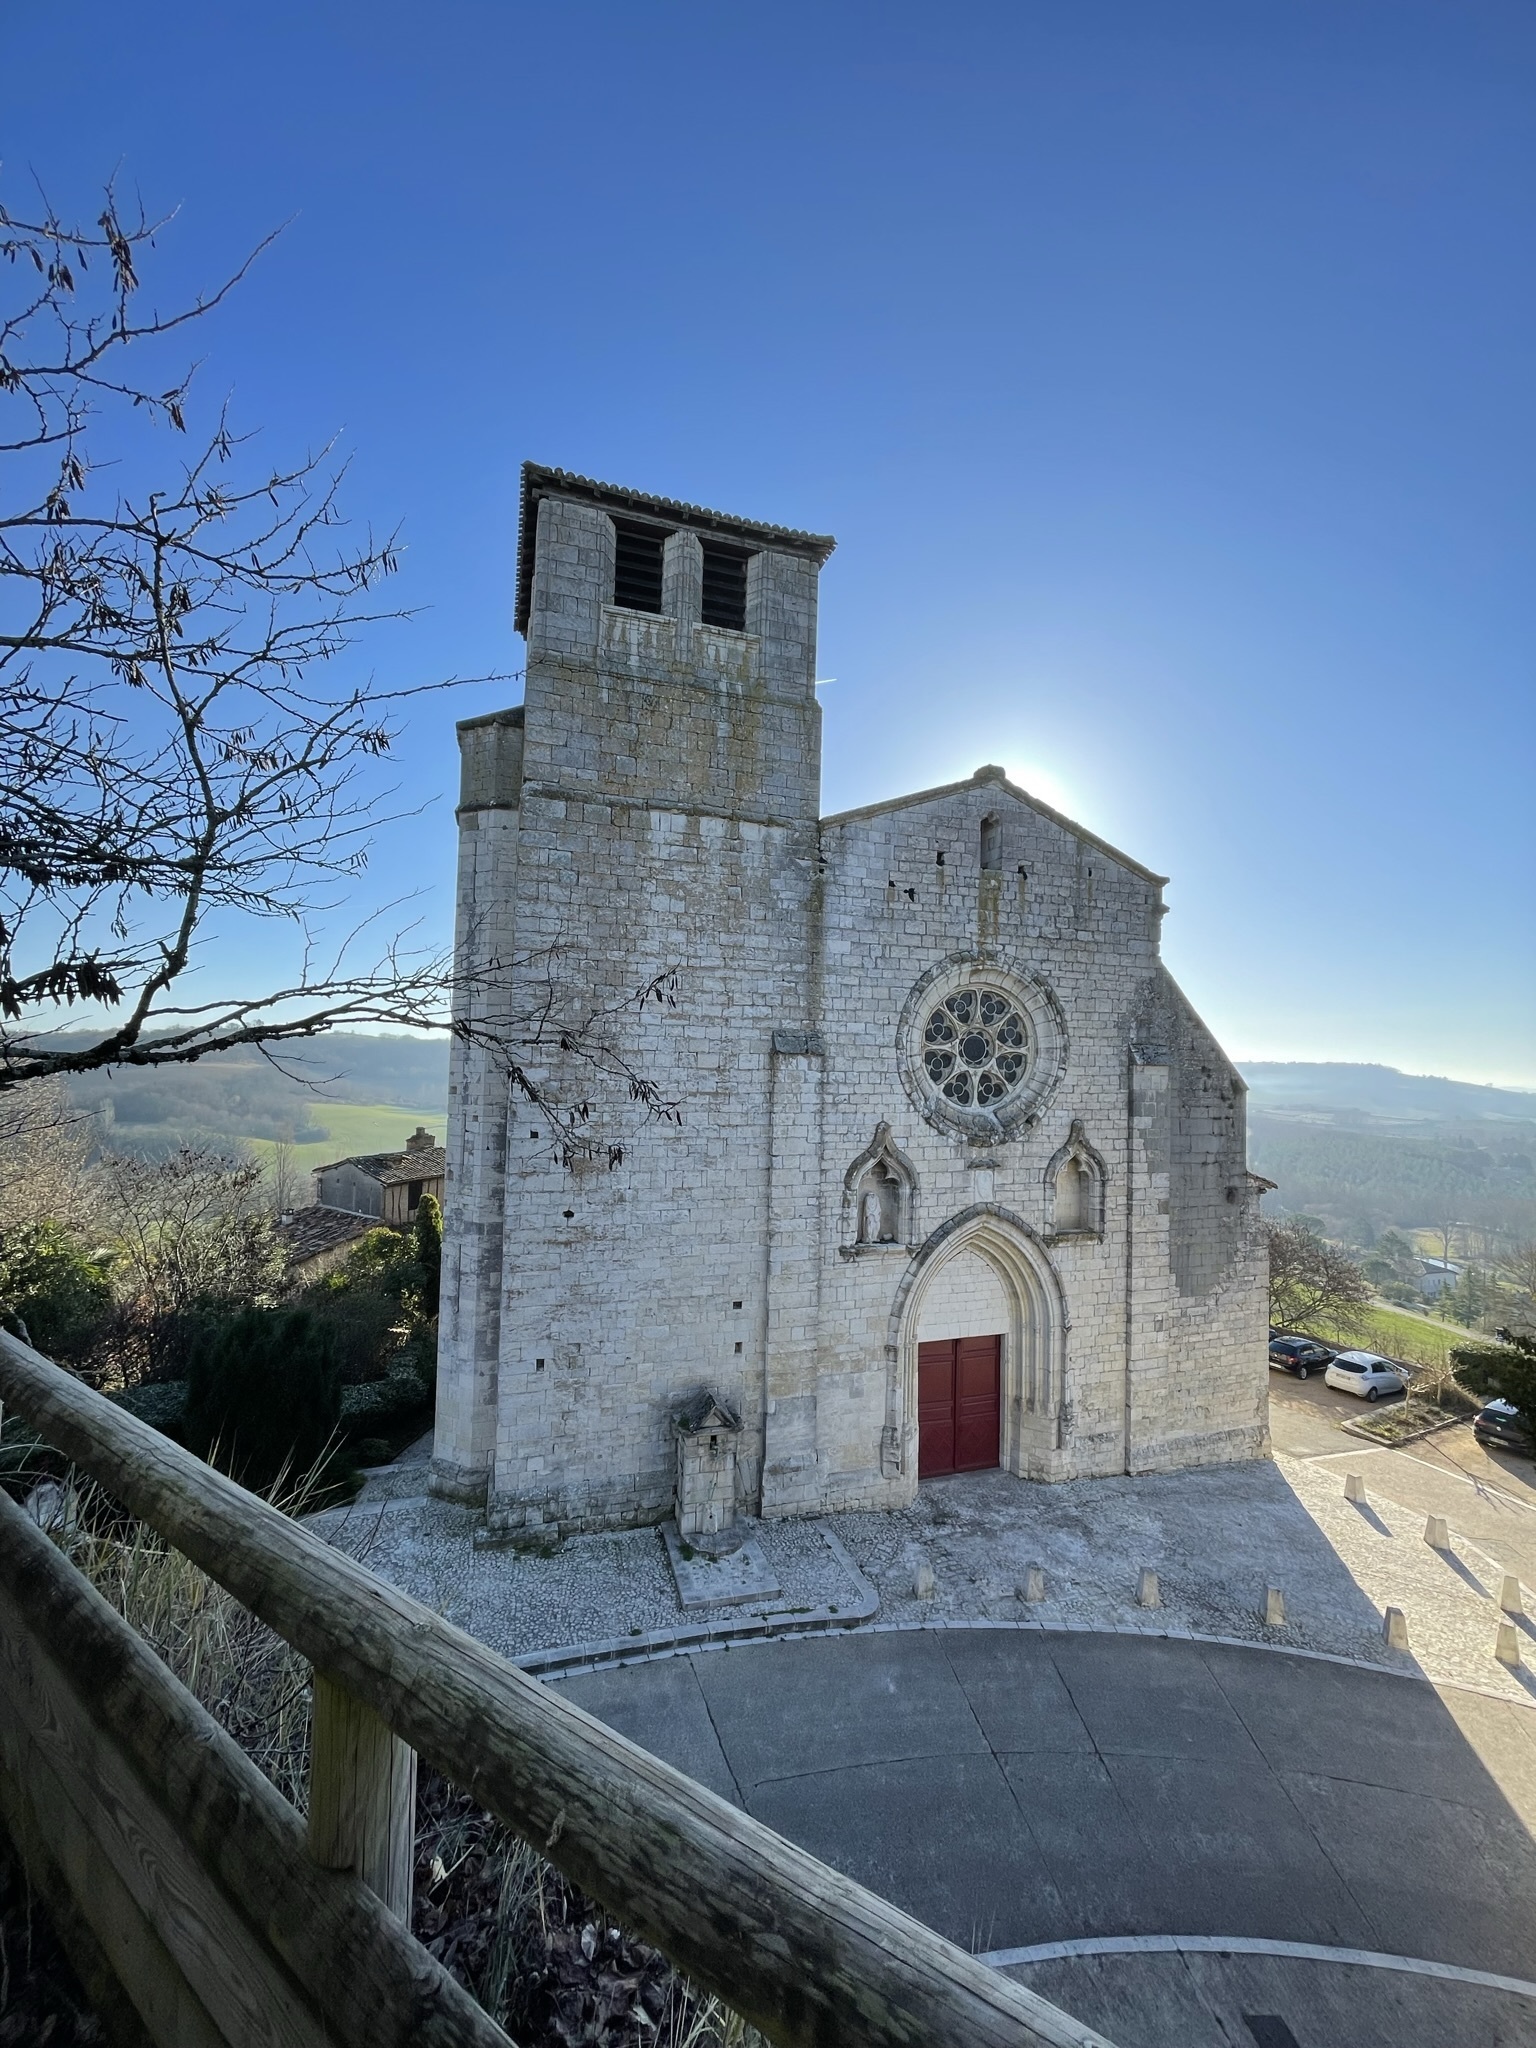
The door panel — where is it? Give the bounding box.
[918,1334,1001,1477]
[955,1336,1001,1471]
[918,1342,957,1477]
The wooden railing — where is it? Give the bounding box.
[0,1329,1116,2048]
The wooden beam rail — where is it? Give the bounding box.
[0,1330,1116,2048]
[0,1481,512,2048]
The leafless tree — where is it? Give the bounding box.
[262,1139,306,1218]
[0,179,682,1165]
[98,1145,287,1381]
[1265,1219,1372,1337]
[0,1075,102,1238]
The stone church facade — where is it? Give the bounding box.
[431,465,1269,1536]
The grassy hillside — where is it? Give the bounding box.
[1306,1302,1465,1369]
[51,1033,450,1159]
[247,1104,448,1184]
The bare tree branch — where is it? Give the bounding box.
[0,176,683,1168]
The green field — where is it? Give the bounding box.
[247,1104,447,1182]
[1310,1301,1464,1368]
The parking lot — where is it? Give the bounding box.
[1267,1370,1536,1618]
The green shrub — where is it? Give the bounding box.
[0,1222,113,1363]
[414,1192,442,1313]
[340,1365,429,1440]
[300,1220,439,1392]
[1451,1328,1536,1419]
[185,1307,341,1490]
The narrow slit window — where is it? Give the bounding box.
[700,542,750,630]
[980,815,1001,871]
[612,519,667,614]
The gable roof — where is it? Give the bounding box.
[314,1145,447,1186]
[673,1389,743,1435]
[820,763,1168,887]
[516,463,836,634]
[275,1204,375,1267]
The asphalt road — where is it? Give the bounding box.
[554,1389,1536,2044]
[562,1628,1536,2042]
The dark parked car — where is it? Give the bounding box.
[1268,1335,1336,1380]
[1472,1399,1534,1458]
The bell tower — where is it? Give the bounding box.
[433,465,835,1531]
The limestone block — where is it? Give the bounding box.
[1499,1574,1525,1617]
[1424,1515,1450,1550]
[913,1557,935,1599]
[1495,1620,1522,1669]
[1382,1607,1410,1650]
[1263,1586,1286,1627]
[1018,1564,1046,1604]
[1344,1472,1367,1503]
[1136,1567,1160,1609]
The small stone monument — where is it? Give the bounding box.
[672,1390,744,1556]
[1136,1567,1161,1609]
[1499,1574,1525,1618]
[1263,1586,1286,1627]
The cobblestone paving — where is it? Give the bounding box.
[308,1490,868,1663]
[313,1436,1536,1703]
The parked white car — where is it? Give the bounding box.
[1325,1350,1409,1402]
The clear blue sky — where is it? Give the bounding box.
[6,2,1533,1085]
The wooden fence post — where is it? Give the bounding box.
[308,1672,417,1918]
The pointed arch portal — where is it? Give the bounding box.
[887,1206,1068,1482]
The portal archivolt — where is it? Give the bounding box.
[885,1206,1066,1480]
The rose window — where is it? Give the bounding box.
[920,987,1032,1110]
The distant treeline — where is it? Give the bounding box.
[1249,1113,1536,1240]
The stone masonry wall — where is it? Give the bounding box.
[480,491,826,1535]
[813,773,1165,1503]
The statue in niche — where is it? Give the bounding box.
[858,1163,901,1244]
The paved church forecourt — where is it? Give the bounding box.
[320,1431,1536,1708]
[314,1438,1536,2048]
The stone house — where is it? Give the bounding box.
[431,465,1269,1537]
[313,1128,446,1227]
[274,1203,375,1289]
[276,1127,445,1288]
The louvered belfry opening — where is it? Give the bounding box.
[700,542,750,632]
[612,518,668,614]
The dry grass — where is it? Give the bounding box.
[18,1461,763,2046]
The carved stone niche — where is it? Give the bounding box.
[673,1390,744,1554]
[840,1121,917,1259]
[1046,1119,1107,1241]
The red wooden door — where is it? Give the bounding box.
[955,1336,1001,1471]
[917,1335,1001,1477]
[918,1342,956,1477]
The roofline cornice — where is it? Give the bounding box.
[515,462,836,635]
